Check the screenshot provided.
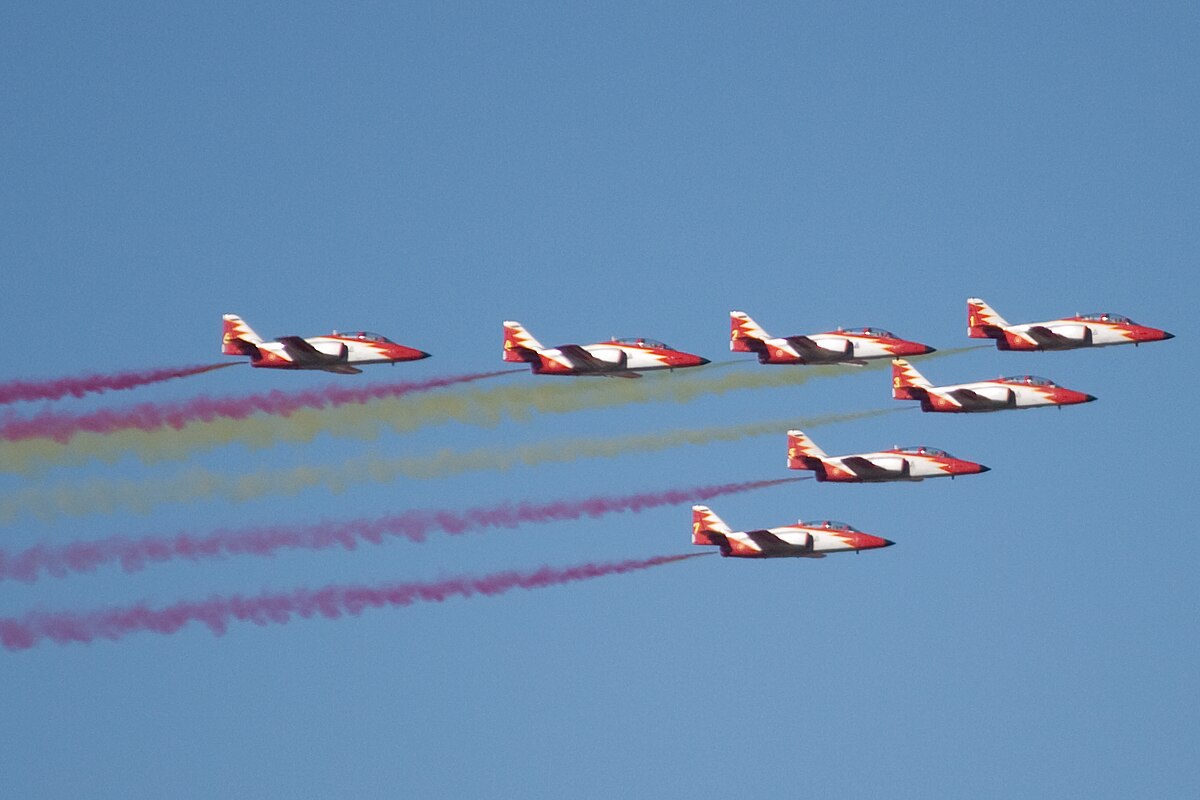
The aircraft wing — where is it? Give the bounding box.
[277,336,343,366]
[556,344,640,376]
[1023,325,1075,348]
[322,364,363,375]
[783,335,851,363]
[743,529,808,556]
[840,456,901,480]
[947,388,1005,410]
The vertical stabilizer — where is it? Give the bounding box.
[730,311,771,352]
[222,314,264,356]
[967,298,1009,338]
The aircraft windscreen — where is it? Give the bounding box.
[853,327,895,338]
[897,446,949,457]
[1002,375,1055,386]
[350,331,391,343]
[612,337,669,349]
[802,520,859,532]
[1079,313,1132,324]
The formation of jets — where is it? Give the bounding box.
[220,301,1172,561]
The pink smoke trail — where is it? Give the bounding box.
[0,553,707,650]
[0,363,235,406]
[0,478,800,582]
[0,370,516,444]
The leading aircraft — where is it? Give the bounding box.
[222,314,430,374]
[787,429,990,482]
[892,358,1096,413]
[691,505,894,558]
[730,310,935,365]
[502,321,709,378]
[967,298,1174,351]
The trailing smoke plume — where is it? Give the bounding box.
[0,352,964,472]
[0,478,798,582]
[0,408,894,522]
[0,369,516,444]
[0,363,234,405]
[0,553,707,650]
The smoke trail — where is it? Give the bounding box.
[0,351,965,473]
[0,408,894,522]
[0,369,517,444]
[0,478,798,582]
[0,363,235,405]
[0,553,707,650]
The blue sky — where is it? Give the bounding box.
[2,2,1196,797]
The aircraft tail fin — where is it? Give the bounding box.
[787,429,828,469]
[692,505,733,546]
[967,298,1009,338]
[222,314,264,356]
[892,358,931,400]
[730,311,770,352]
[503,321,544,362]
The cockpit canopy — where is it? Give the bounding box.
[801,520,861,532]
[611,337,670,349]
[335,331,393,343]
[1078,313,1132,324]
[1001,375,1056,386]
[895,446,950,457]
[842,326,895,338]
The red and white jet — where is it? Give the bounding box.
[892,358,1096,413]
[787,429,990,482]
[691,505,894,558]
[221,314,430,375]
[502,321,709,378]
[730,310,935,366]
[967,298,1174,351]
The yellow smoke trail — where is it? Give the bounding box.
[0,350,967,474]
[0,408,901,523]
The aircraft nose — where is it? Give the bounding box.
[975,464,991,474]
[1083,394,1098,403]
[922,345,937,355]
[1162,331,1175,340]
[854,533,893,550]
[696,356,712,366]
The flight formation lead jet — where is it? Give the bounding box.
[222,315,429,374]
[787,430,989,482]
[502,321,709,378]
[691,505,894,558]
[892,358,1096,413]
[730,311,934,366]
[967,298,1173,351]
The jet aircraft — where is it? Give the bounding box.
[892,358,1096,413]
[787,429,990,482]
[502,321,709,378]
[967,298,1173,351]
[222,314,430,374]
[691,505,894,558]
[730,310,935,365]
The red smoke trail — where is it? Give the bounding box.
[0,553,706,650]
[0,363,235,406]
[0,478,800,582]
[0,370,515,444]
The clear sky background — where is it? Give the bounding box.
[2,2,1196,797]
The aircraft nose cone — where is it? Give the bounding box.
[696,356,712,366]
[976,464,991,474]
[922,345,937,354]
[880,538,896,548]
[1162,331,1175,340]
[1083,394,1098,403]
